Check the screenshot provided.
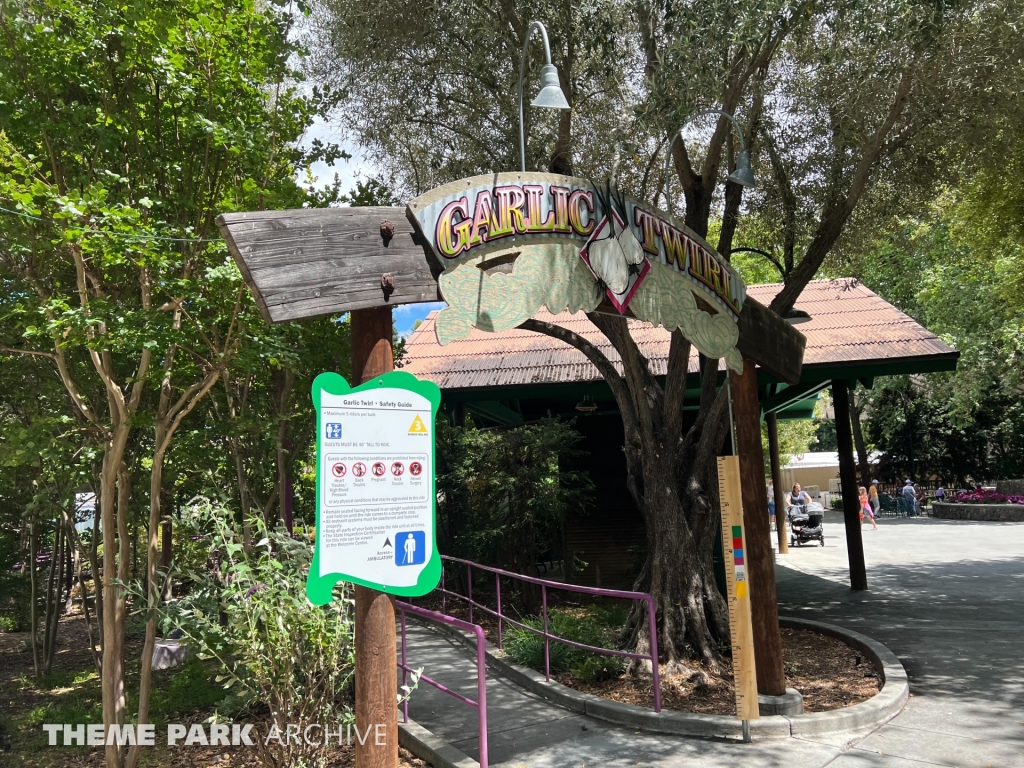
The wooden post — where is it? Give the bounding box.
[765,413,789,555]
[831,381,868,591]
[731,360,787,697]
[351,306,399,768]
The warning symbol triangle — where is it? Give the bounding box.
[409,415,428,433]
[383,537,392,548]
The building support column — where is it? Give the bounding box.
[765,412,789,555]
[831,380,868,591]
[731,359,787,697]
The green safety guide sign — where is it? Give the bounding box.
[306,371,442,603]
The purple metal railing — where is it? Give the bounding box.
[438,554,662,713]
[395,600,489,768]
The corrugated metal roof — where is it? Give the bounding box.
[401,279,957,390]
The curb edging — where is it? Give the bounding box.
[399,717,479,768]
[422,613,907,740]
[778,616,908,736]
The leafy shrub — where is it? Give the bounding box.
[160,498,355,768]
[504,606,626,683]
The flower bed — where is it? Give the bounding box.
[948,490,1024,504]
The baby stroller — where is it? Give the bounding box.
[788,502,825,547]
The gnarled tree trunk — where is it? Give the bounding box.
[519,315,732,674]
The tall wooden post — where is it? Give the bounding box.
[351,306,399,768]
[765,413,789,555]
[831,380,868,591]
[731,360,787,696]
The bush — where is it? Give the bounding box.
[504,606,626,683]
[160,498,355,768]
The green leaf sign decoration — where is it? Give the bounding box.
[406,172,746,371]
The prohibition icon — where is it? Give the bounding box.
[409,461,423,476]
[331,462,347,478]
[371,462,386,477]
[391,461,405,476]
[352,462,367,477]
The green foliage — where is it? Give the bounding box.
[435,417,594,575]
[865,376,1023,485]
[504,605,627,683]
[159,497,355,767]
[813,418,839,452]
[146,657,230,725]
[856,211,1024,483]
[761,417,820,473]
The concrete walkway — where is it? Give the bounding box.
[405,512,1024,767]
[775,511,1024,767]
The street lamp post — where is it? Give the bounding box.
[662,110,756,212]
[517,21,571,173]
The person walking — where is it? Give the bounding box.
[767,478,776,530]
[861,485,879,529]
[902,479,918,517]
[869,480,881,524]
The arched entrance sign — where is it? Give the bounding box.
[406,172,746,371]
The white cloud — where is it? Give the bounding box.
[300,115,374,195]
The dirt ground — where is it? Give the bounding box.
[0,614,427,768]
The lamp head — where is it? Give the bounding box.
[532,64,571,110]
[784,308,812,325]
[728,149,756,188]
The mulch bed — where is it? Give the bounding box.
[557,627,881,715]
[0,613,427,768]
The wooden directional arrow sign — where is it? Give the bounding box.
[216,206,440,324]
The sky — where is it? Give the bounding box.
[300,117,447,339]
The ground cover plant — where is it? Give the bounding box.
[503,604,629,683]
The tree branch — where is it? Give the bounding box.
[770,68,914,315]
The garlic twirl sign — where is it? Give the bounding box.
[307,371,442,602]
[406,173,749,372]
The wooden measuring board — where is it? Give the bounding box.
[717,455,760,721]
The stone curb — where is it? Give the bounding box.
[399,717,479,768]
[778,616,909,736]
[931,501,1024,522]
[423,613,908,740]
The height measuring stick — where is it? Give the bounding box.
[717,455,760,739]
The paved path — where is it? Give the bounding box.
[775,511,1024,767]
[405,513,1024,767]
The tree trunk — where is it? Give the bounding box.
[29,519,39,678]
[100,436,131,768]
[128,426,167,768]
[42,519,62,674]
[274,369,295,533]
[229,437,254,552]
[66,510,101,673]
[520,314,733,674]
[89,495,104,652]
[849,394,871,488]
